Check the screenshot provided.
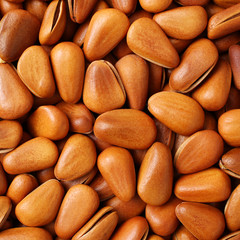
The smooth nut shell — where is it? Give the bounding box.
[145,196,181,236]
[139,0,172,13]
[148,91,205,136]
[229,44,240,90]
[3,137,58,175]
[56,102,94,134]
[115,54,149,110]
[0,196,12,228]
[7,174,38,205]
[192,58,232,111]
[97,146,136,202]
[0,9,40,62]
[174,130,224,174]
[94,109,156,149]
[15,179,64,226]
[55,184,99,239]
[83,60,126,114]
[111,216,149,240]
[17,45,55,98]
[153,6,207,40]
[169,38,218,92]
[0,227,53,240]
[0,63,33,120]
[127,17,180,68]
[0,120,23,152]
[83,8,130,61]
[176,202,225,240]
[27,105,69,141]
[104,195,146,223]
[50,42,85,104]
[54,134,96,181]
[173,225,197,240]
[137,142,173,206]
[174,168,231,202]
[218,109,240,146]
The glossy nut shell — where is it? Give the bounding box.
[97,146,136,202]
[54,134,96,181]
[15,179,64,226]
[174,168,231,202]
[218,109,240,146]
[83,8,130,61]
[174,130,224,174]
[169,38,218,92]
[137,142,173,206]
[148,91,205,136]
[127,17,180,68]
[176,202,225,240]
[153,6,207,40]
[17,45,55,98]
[94,109,157,149]
[3,137,58,174]
[50,42,85,103]
[55,184,99,239]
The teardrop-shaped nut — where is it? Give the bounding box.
[56,102,94,134]
[15,179,64,226]
[127,17,179,68]
[0,9,40,62]
[148,91,205,136]
[0,227,53,240]
[50,42,85,103]
[27,105,69,141]
[174,130,224,174]
[176,202,225,240]
[137,142,173,205]
[153,6,207,40]
[224,183,240,231]
[0,63,33,120]
[54,134,97,181]
[97,146,136,202]
[174,168,231,202]
[208,3,240,39]
[55,184,100,239]
[83,8,129,61]
[192,58,232,111]
[3,137,58,174]
[7,174,38,205]
[94,109,157,149]
[17,45,55,98]
[104,195,146,223]
[111,216,149,240]
[0,196,12,228]
[145,196,182,236]
[39,0,66,45]
[173,225,197,240]
[68,0,98,23]
[0,120,23,153]
[218,109,240,147]
[169,38,218,92]
[115,54,149,110]
[83,60,126,114]
[219,148,240,178]
[72,206,118,240]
